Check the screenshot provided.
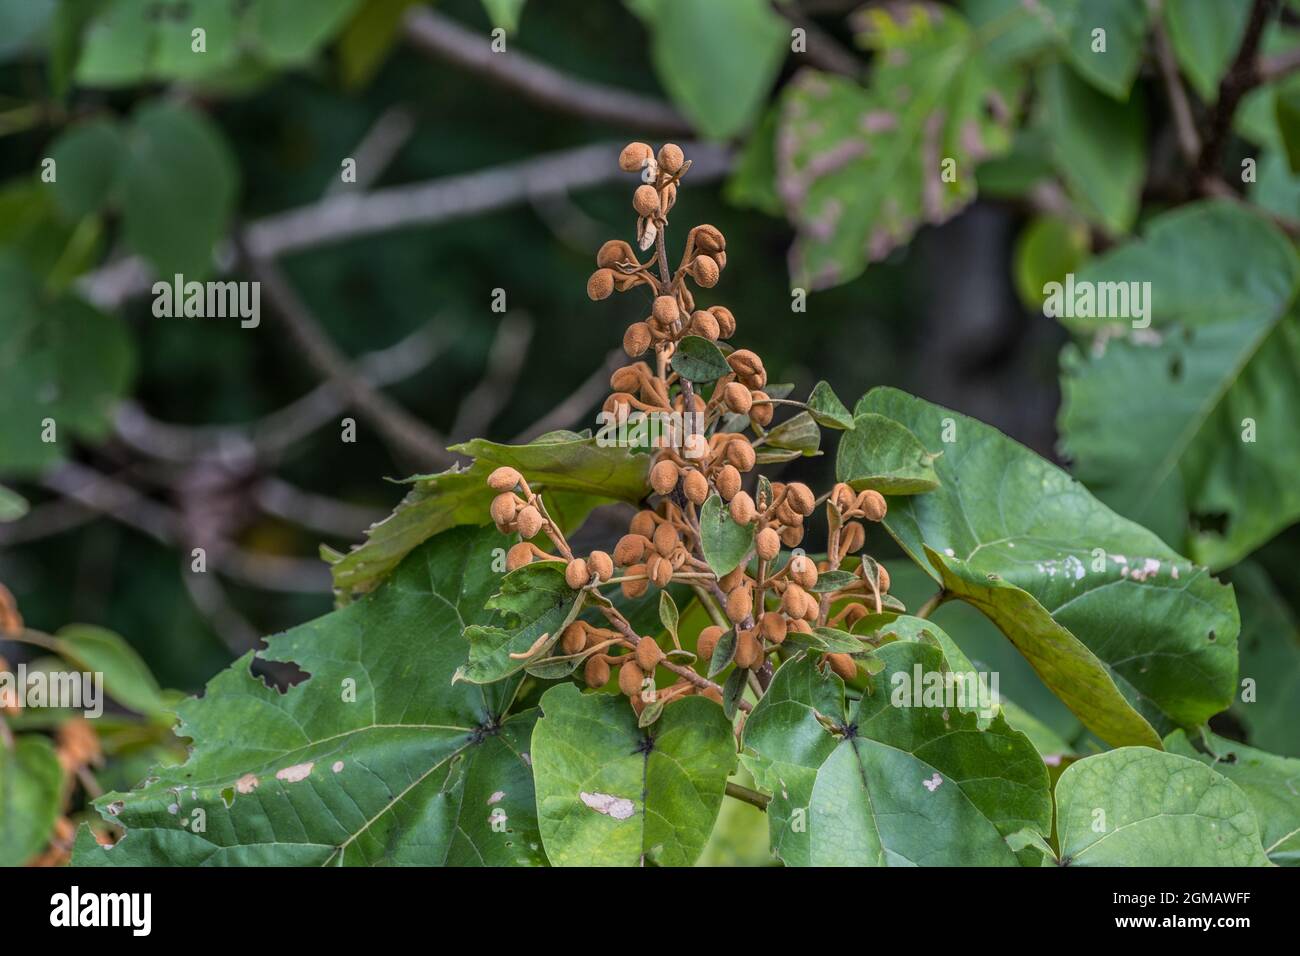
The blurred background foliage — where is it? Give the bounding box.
[1,0,1299,864]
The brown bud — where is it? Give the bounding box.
[697,625,724,664]
[589,550,614,582]
[729,491,756,526]
[692,224,725,254]
[790,554,818,590]
[652,295,680,326]
[630,510,658,538]
[587,269,615,301]
[842,603,869,627]
[658,143,685,174]
[635,638,664,671]
[756,527,781,562]
[789,618,813,635]
[619,141,653,172]
[833,483,857,512]
[585,655,611,687]
[719,566,747,592]
[703,685,723,704]
[877,564,892,595]
[516,505,544,539]
[725,585,752,623]
[506,541,533,571]
[716,464,742,501]
[749,391,774,427]
[858,489,888,522]
[561,621,588,655]
[709,305,736,338]
[780,524,805,548]
[759,611,788,644]
[689,255,720,287]
[614,533,647,566]
[726,439,756,473]
[648,554,674,588]
[650,459,681,496]
[597,238,636,269]
[677,469,705,505]
[487,466,523,492]
[689,310,720,340]
[786,483,816,517]
[652,521,679,557]
[490,492,520,529]
[610,364,645,393]
[634,184,660,217]
[622,564,649,598]
[722,381,752,414]
[826,653,857,681]
[782,583,810,619]
[618,660,645,697]
[727,349,762,378]
[565,558,591,590]
[840,521,866,554]
[734,629,763,669]
[623,322,652,357]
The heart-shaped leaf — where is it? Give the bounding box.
[699,492,754,577]
[836,412,940,494]
[807,380,854,429]
[763,410,820,455]
[672,335,730,383]
[1054,747,1270,866]
[76,525,546,867]
[741,645,1051,866]
[531,684,736,866]
[858,387,1239,746]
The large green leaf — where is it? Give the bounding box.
[1165,730,1300,866]
[75,525,546,866]
[776,4,1022,289]
[458,562,580,685]
[1229,562,1300,757]
[1163,0,1251,101]
[1059,202,1300,569]
[1054,747,1270,866]
[631,0,786,140]
[0,255,134,474]
[329,432,649,598]
[531,684,736,866]
[0,736,62,866]
[741,646,1051,866]
[858,387,1238,746]
[52,624,170,720]
[836,412,940,494]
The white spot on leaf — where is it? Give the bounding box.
[580,790,636,820]
[235,773,259,794]
[332,761,344,773]
[487,790,506,805]
[276,762,314,783]
[921,772,943,792]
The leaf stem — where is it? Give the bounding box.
[914,589,948,620]
[724,780,770,811]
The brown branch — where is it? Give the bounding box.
[1197,0,1278,181]
[1259,45,1300,83]
[401,6,693,134]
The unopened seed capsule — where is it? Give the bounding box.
[490,492,520,529]
[658,143,685,174]
[749,391,773,427]
[565,558,590,589]
[487,466,523,492]
[826,653,857,681]
[619,660,645,696]
[630,510,658,537]
[619,142,653,172]
[722,381,752,414]
[690,310,720,340]
[715,464,742,501]
[585,655,611,687]
[729,491,756,525]
[725,585,752,623]
[652,522,679,556]
[561,621,587,655]
[709,306,736,338]
[650,459,681,496]
[614,533,647,566]
[734,629,762,669]
[790,554,818,590]
[589,550,614,581]
[858,490,888,522]
[506,542,533,571]
[683,469,709,505]
[697,625,724,664]
[634,184,660,217]
[759,611,788,643]
[726,440,756,472]
[756,527,781,561]
[652,295,680,326]
[689,255,720,287]
[624,322,652,357]
[635,638,664,671]
[587,269,614,300]
[516,506,544,539]
[597,239,636,269]
[786,483,816,517]
[622,563,649,598]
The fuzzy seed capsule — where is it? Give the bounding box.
[650,459,681,496]
[756,527,781,562]
[697,625,724,665]
[689,310,720,340]
[506,542,533,571]
[490,492,521,529]
[630,510,658,538]
[561,621,587,655]
[515,506,544,539]
[622,564,649,598]
[790,554,818,590]
[682,469,709,505]
[610,364,644,393]
[658,143,685,174]
[689,255,720,288]
[583,656,610,688]
[618,660,645,697]
[782,583,810,619]
[589,550,614,582]
[597,239,636,269]
[722,381,752,414]
[649,554,674,588]
[636,638,664,671]
[725,585,752,624]
[652,522,679,557]
[693,224,725,254]
[749,391,774,427]
[833,483,857,512]
[786,483,816,517]
[877,564,892,594]
[709,306,736,338]
[858,490,888,522]
[487,466,523,492]
[633,184,660,217]
[760,611,788,644]
[780,524,805,548]
[729,491,756,526]
[565,558,591,590]
[841,521,866,554]
[652,295,680,326]
[619,142,653,172]
[587,269,615,301]
[734,629,763,669]
[716,464,742,501]
[614,533,647,566]
[726,439,756,473]
[623,322,652,357]
[826,653,857,681]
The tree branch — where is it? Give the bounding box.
[1197,0,1278,181]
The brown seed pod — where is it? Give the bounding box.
[635,637,664,671]
[833,482,857,512]
[782,583,810,619]
[618,660,645,697]
[734,629,762,669]
[658,143,685,174]
[565,558,591,590]
[711,251,727,271]
[659,182,677,216]
[682,468,710,505]
[726,349,762,378]
[490,492,520,529]
[614,533,647,566]
[790,554,818,590]
[722,381,752,414]
[725,585,752,623]
[715,464,742,501]
[622,563,649,598]
[877,564,892,595]
[786,482,816,517]
[689,310,720,340]
[756,527,781,562]
[652,295,680,327]
[589,550,614,582]
[506,541,534,571]
[652,521,679,557]
[759,611,788,644]
[515,506,545,539]
[649,554,674,588]
[561,621,588,655]
[650,459,681,496]
[748,391,774,427]
[841,603,869,628]
[726,439,757,473]
[858,490,888,522]
[623,321,652,357]
[633,184,660,217]
[692,224,725,254]
[697,625,724,664]
[729,491,756,526]
[610,364,645,393]
[584,655,611,687]
[619,141,653,172]
[688,255,720,287]
[840,521,866,554]
[780,524,805,548]
[487,466,523,492]
[709,305,737,338]
[631,694,647,716]
[630,510,658,538]
[587,269,615,301]
[702,685,723,704]
[826,653,857,681]
[597,238,636,269]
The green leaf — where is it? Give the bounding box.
[1039,61,1145,234]
[330,432,649,597]
[1165,730,1300,865]
[0,736,62,866]
[0,485,28,522]
[671,335,730,383]
[1054,747,1270,866]
[531,684,736,866]
[777,5,1022,289]
[1228,562,1300,758]
[658,591,679,644]
[859,387,1239,746]
[481,0,526,33]
[119,102,238,279]
[75,525,547,866]
[698,493,754,578]
[1055,0,1149,100]
[1012,215,1090,310]
[763,410,820,455]
[1058,202,1300,569]
[252,0,363,64]
[836,412,940,494]
[47,118,126,220]
[708,628,737,678]
[741,646,1051,866]
[724,104,783,216]
[634,0,787,140]
[721,668,747,720]
[806,380,854,430]
[52,625,169,720]
[806,570,857,594]
[458,562,580,684]
[337,0,420,87]
[0,0,54,61]
[0,255,134,474]
[1163,0,1251,101]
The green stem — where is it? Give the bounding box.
[725,781,770,811]
[914,589,948,620]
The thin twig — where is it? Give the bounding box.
[326,104,415,194]
[724,780,771,810]
[1149,0,1201,166]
